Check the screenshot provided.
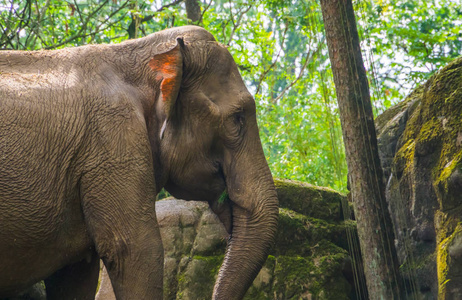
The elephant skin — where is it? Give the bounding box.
[0,26,278,299]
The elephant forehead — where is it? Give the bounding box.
[200,74,254,109]
[165,25,216,43]
[181,39,235,77]
[207,46,237,76]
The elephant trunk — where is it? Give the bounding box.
[213,140,279,299]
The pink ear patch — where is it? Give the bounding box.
[149,49,182,103]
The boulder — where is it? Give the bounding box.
[376,57,462,299]
[96,179,359,299]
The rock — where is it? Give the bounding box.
[96,180,358,299]
[274,179,346,222]
[376,57,462,300]
[95,265,114,300]
[441,224,462,299]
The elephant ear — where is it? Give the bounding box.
[149,38,184,120]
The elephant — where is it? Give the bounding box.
[0,25,278,299]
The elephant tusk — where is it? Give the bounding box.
[160,119,168,140]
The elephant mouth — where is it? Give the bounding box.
[165,160,233,231]
[209,187,234,235]
[209,161,227,203]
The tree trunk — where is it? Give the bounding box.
[185,0,201,23]
[319,0,404,298]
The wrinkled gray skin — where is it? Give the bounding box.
[0,26,278,299]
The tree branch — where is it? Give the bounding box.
[0,0,32,49]
[197,0,213,25]
[128,0,184,38]
[226,3,252,46]
[272,37,325,103]
[41,0,132,49]
[255,25,289,96]
[143,0,185,22]
[45,0,111,49]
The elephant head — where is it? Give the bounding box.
[143,26,279,298]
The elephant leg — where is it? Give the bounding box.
[87,200,164,300]
[44,250,99,300]
[80,151,164,299]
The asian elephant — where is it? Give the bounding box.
[0,26,278,299]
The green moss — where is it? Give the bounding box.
[393,139,415,177]
[435,156,461,188]
[311,239,348,258]
[273,208,313,256]
[271,206,352,299]
[272,253,350,300]
[258,204,354,299]
[176,255,224,299]
[426,63,462,117]
[244,256,276,300]
[273,208,353,257]
[413,117,443,158]
[274,178,346,222]
[425,58,462,211]
[417,118,441,143]
[244,286,269,299]
[193,255,223,272]
[437,236,450,297]
[437,223,462,299]
[273,255,315,298]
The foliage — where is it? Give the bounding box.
[357,0,462,112]
[1,0,460,193]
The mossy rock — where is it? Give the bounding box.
[172,202,358,299]
[272,208,355,257]
[274,178,346,222]
[437,223,462,299]
[376,56,462,299]
[176,255,223,300]
[271,253,351,300]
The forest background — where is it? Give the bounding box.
[1,0,461,192]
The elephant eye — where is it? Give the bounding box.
[234,112,245,132]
